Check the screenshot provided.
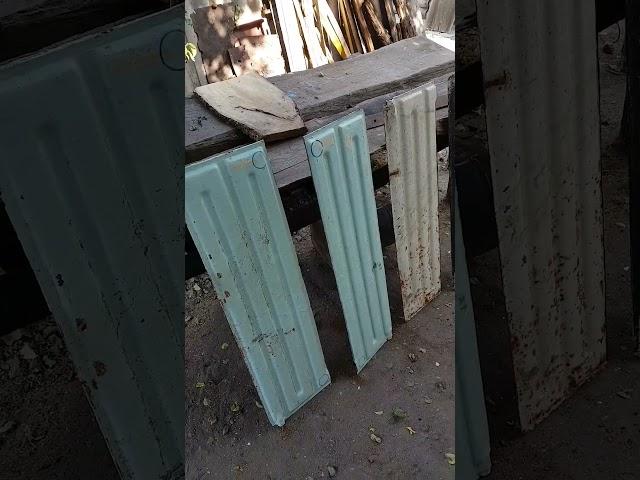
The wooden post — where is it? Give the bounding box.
[363,0,391,47]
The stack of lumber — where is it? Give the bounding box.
[185,0,423,96]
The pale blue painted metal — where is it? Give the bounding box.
[304,111,392,372]
[0,7,183,479]
[185,142,331,426]
[455,189,491,479]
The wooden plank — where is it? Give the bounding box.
[382,0,399,42]
[292,0,325,67]
[317,0,351,58]
[274,0,307,71]
[228,34,286,77]
[270,35,452,118]
[186,37,453,158]
[394,0,416,39]
[339,0,364,53]
[351,0,375,51]
[363,0,391,47]
[194,72,307,142]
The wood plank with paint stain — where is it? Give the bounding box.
[194,72,307,142]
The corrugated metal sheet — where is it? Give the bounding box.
[455,189,491,479]
[476,1,606,430]
[0,8,184,479]
[185,142,330,427]
[304,111,393,372]
[384,83,441,321]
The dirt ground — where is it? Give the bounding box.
[0,317,119,480]
[184,181,455,480]
[464,22,640,480]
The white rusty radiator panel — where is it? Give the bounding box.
[476,1,606,430]
[0,8,184,479]
[304,111,393,373]
[185,142,331,427]
[384,83,441,321]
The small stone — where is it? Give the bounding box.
[195,382,205,388]
[203,398,211,407]
[424,397,433,404]
[406,426,416,435]
[374,411,384,415]
[445,453,455,465]
[418,348,426,354]
[367,455,376,464]
[221,342,229,350]
[408,353,417,362]
[617,390,632,400]
[19,344,37,360]
[370,432,382,444]
[42,356,56,368]
[392,407,408,420]
[327,465,337,477]
[435,362,440,367]
[230,401,241,413]
[255,400,264,409]
[193,283,201,292]
[222,359,229,365]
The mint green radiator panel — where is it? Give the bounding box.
[0,8,183,479]
[185,142,330,426]
[304,111,393,372]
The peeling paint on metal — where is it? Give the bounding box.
[384,83,441,321]
[0,8,184,479]
[476,1,606,430]
[185,141,330,427]
[304,111,393,372]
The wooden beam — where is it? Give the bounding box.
[351,0,375,52]
[339,0,364,53]
[382,0,399,42]
[294,0,325,67]
[274,0,307,71]
[185,36,453,160]
[363,0,391,47]
[317,0,351,58]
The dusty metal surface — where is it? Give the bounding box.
[304,111,393,372]
[185,142,331,427]
[384,83,441,321]
[455,189,492,479]
[476,1,606,430]
[0,8,184,479]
